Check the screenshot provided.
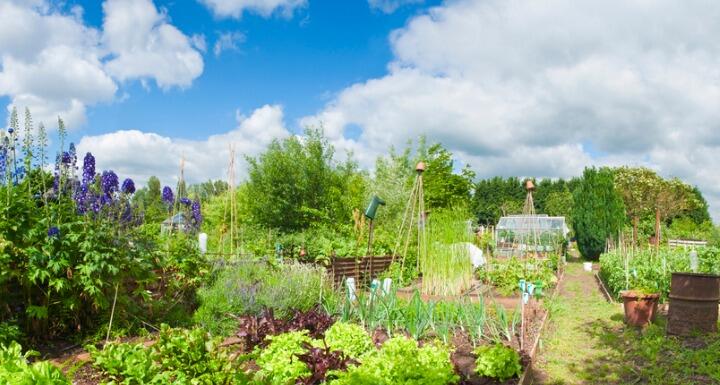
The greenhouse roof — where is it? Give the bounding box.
[496,215,570,237]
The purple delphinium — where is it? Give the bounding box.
[162,186,174,207]
[179,197,191,206]
[60,151,72,165]
[191,200,202,228]
[47,226,60,238]
[101,170,119,197]
[121,178,136,194]
[82,152,95,185]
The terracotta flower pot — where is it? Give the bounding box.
[620,290,660,327]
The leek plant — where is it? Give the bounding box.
[421,208,475,296]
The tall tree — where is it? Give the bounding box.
[613,167,660,246]
[572,167,625,260]
[420,143,475,210]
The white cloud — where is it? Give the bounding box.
[102,0,204,89]
[302,0,720,220]
[199,0,306,19]
[77,104,290,186]
[0,0,204,128]
[368,0,423,14]
[213,31,245,57]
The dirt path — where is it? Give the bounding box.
[533,261,625,384]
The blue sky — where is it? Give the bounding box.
[1,0,440,141]
[2,0,720,220]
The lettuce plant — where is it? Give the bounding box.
[474,343,522,381]
[322,322,373,360]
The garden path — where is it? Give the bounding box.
[533,260,625,384]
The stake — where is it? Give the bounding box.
[106,282,119,344]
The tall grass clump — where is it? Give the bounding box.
[421,208,474,296]
[194,260,336,335]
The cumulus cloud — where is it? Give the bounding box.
[0,0,204,128]
[77,104,290,186]
[302,0,720,219]
[368,0,423,14]
[199,0,306,19]
[213,31,246,57]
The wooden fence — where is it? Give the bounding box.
[329,255,395,287]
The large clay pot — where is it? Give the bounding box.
[620,290,660,327]
[667,272,720,336]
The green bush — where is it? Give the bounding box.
[478,257,558,296]
[254,330,313,385]
[0,342,70,385]
[330,336,458,385]
[572,167,625,260]
[322,322,373,359]
[194,260,336,335]
[474,343,522,381]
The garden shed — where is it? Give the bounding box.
[495,215,569,256]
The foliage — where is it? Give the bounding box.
[599,247,720,300]
[474,343,522,381]
[322,322,373,360]
[572,167,625,260]
[295,342,355,385]
[544,188,574,226]
[0,342,70,385]
[245,128,367,232]
[0,322,22,347]
[0,111,208,340]
[665,217,717,242]
[89,325,246,385]
[330,336,459,385]
[194,260,335,336]
[478,256,559,296]
[254,330,314,385]
[419,141,475,210]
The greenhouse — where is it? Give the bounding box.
[495,215,569,255]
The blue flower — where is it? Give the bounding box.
[7,128,13,134]
[162,186,174,207]
[191,200,202,228]
[121,178,136,194]
[101,170,119,196]
[47,226,60,238]
[179,197,191,206]
[82,152,95,185]
[60,151,72,165]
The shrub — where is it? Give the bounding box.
[322,322,373,359]
[194,260,335,336]
[572,167,625,260]
[330,336,458,385]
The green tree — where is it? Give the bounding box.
[613,167,661,245]
[245,128,363,232]
[419,143,475,209]
[572,167,625,260]
[544,188,574,223]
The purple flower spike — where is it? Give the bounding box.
[101,170,119,196]
[121,178,136,194]
[82,153,95,185]
[191,200,202,228]
[179,197,191,206]
[162,186,174,207]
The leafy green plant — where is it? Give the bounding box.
[474,343,522,381]
[0,322,22,347]
[89,325,246,385]
[478,257,558,295]
[254,330,313,385]
[330,336,458,385]
[322,322,373,359]
[0,342,70,385]
[421,208,474,296]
